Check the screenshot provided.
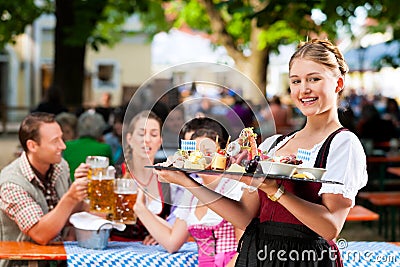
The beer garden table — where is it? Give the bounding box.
[0,241,197,267]
[366,155,400,190]
[1,241,399,267]
[387,167,400,177]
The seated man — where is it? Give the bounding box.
[0,112,88,267]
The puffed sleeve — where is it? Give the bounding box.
[258,134,282,153]
[173,188,193,221]
[319,131,368,206]
[218,178,246,201]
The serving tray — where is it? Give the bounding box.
[145,166,343,185]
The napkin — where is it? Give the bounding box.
[70,212,126,231]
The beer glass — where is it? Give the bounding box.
[113,178,138,224]
[86,156,114,214]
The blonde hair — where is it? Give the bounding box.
[289,39,349,77]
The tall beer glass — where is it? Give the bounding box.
[86,156,114,214]
[113,178,137,224]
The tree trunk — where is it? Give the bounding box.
[231,25,270,104]
[53,0,86,109]
[199,0,269,102]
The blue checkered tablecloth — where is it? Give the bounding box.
[340,241,400,267]
[64,241,198,267]
[64,241,399,266]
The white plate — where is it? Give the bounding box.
[258,161,297,176]
[295,167,326,180]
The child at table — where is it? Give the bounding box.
[134,128,245,267]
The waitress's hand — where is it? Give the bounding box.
[226,173,278,194]
[154,169,192,187]
[258,178,279,195]
[228,149,248,165]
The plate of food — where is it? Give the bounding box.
[145,165,342,185]
[148,128,342,185]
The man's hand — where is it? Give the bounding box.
[74,163,89,180]
[65,178,89,203]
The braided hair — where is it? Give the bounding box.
[289,39,349,77]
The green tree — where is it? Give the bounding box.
[162,0,329,96]
[0,1,50,49]
[54,0,158,107]
[2,0,399,105]
[0,0,161,107]
[161,0,400,95]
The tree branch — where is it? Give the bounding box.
[198,0,245,62]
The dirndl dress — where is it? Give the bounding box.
[188,220,237,267]
[235,128,347,267]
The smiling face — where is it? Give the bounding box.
[289,59,343,118]
[29,122,66,165]
[127,117,162,161]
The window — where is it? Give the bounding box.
[93,60,120,90]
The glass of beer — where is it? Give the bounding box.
[113,178,138,224]
[86,156,114,214]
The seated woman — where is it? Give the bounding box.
[111,110,172,243]
[134,128,246,267]
[74,110,172,243]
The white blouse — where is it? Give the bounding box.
[259,131,368,206]
[174,177,245,226]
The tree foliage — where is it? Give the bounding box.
[0,0,52,50]
[162,0,331,95]
[2,0,400,105]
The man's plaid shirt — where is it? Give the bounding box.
[0,152,68,233]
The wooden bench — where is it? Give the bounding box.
[366,156,400,190]
[346,205,379,221]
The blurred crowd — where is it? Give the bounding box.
[338,89,400,154]
[26,83,400,173]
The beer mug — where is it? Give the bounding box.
[86,156,114,214]
[113,178,138,225]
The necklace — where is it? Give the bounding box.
[132,172,155,190]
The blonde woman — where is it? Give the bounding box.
[155,39,368,266]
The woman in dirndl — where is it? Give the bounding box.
[155,39,368,266]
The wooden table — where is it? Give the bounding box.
[387,167,400,177]
[357,191,400,241]
[346,205,379,221]
[358,191,400,200]
[367,156,400,190]
[0,241,66,267]
[0,241,198,267]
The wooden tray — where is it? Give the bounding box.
[145,166,343,185]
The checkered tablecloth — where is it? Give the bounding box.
[64,241,399,266]
[340,241,400,267]
[64,241,198,267]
